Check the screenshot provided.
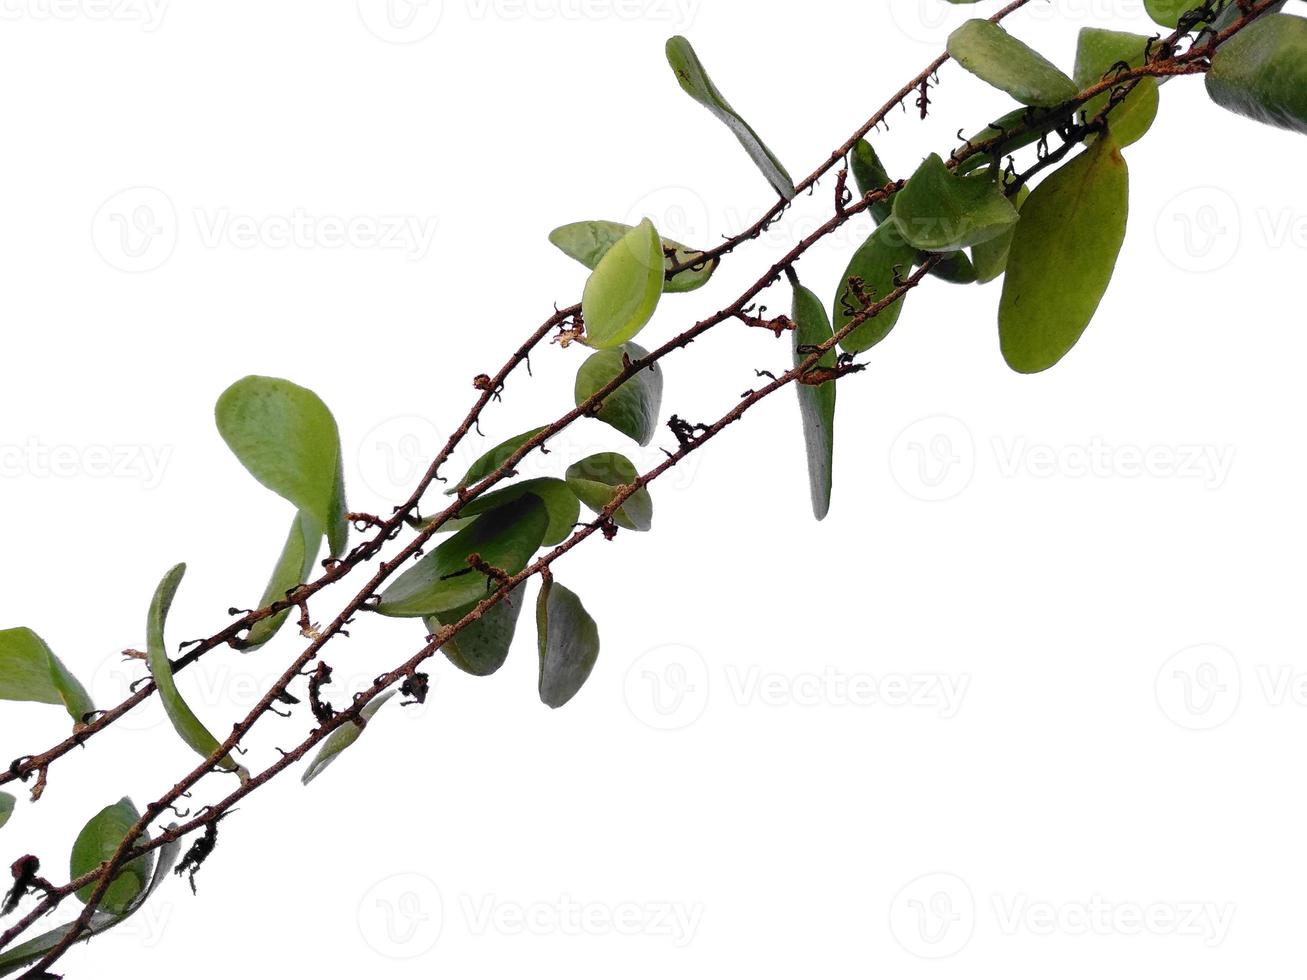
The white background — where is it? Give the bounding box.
[1,0,1303,976]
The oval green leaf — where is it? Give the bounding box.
[549,220,718,293]
[971,180,1030,283]
[851,139,895,225]
[999,133,1129,374]
[792,283,836,522]
[948,20,1079,108]
[216,376,349,557]
[665,35,796,200]
[433,478,580,547]
[0,627,93,727]
[425,583,528,677]
[70,798,153,915]
[377,495,549,617]
[448,427,548,494]
[0,793,14,830]
[1144,0,1196,28]
[537,579,601,709]
[891,153,1019,251]
[1206,13,1307,136]
[565,453,653,532]
[242,511,319,651]
[147,565,243,774]
[582,218,665,350]
[833,224,916,355]
[1074,28,1160,148]
[301,691,395,785]
[575,342,664,447]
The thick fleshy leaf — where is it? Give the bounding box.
[948,20,1079,107]
[242,512,318,650]
[433,479,580,547]
[0,628,93,727]
[1144,0,1197,28]
[971,181,1030,283]
[549,220,717,293]
[426,583,528,677]
[0,826,180,977]
[537,579,601,709]
[833,224,916,355]
[582,219,664,350]
[449,427,547,494]
[791,283,836,521]
[70,798,153,915]
[215,376,348,557]
[927,250,978,285]
[1206,13,1307,136]
[377,496,549,617]
[892,153,1019,251]
[999,134,1129,373]
[1074,28,1160,148]
[301,691,395,785]
[958,106,1053,174]
[147,565,242,774]
[665,35,796,200]
[565,453,653,532]
[851,139,895,224]
[0,793,14,829]
[575,343,664,447]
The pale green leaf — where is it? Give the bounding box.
[791,283,836,521]
[70,798,153,915]
[971,181,1030,283]
[575,343,664,447]
[832,224,916,355]
[537,579,600,709]
[1074,28,1160,147]
[948,20,1079,107]
[582,218,665,350]
[850,139,895,225]
[301,691,395,785]
[565,453,653,532]
[549,220,717,293]
[242,511,319,651]
[891,153,1019,251]
[0,793,14,830]
[1207,13,1307,136]
[665,35,796,200]
[0,628,93,727]
[425,583,528,677]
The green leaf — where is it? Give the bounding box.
[957,106,1056,174]
[971,181,1030,283]
[665,35,796,200]
[549,220,717,294]
[791,283,836,521]
[891,153,1019,252]
[432,478,580,547]
[537,579,601,709]
[1073,28,1160,148]
[582,219,665,350]
[242,512,319,650]
[0,826,181,978]
[216,376,349,557]
[565,453,653,532]
[0,628,93,727]
[448,427,548,494]
[927,250,978,285]
[575,343,664,447]
[70,798,153,915]
[850,139,895,225]
[832,224,916,355]
[948,20,1079,107]
[1206,13,1307,136]
[377,496,549,617]
[999,134,1129,373]
[425,583,528,677]
[1144,0,1198,28]
[1212,0,1287,31]
[146,565,243,774]
[0,793,14,830]
[301,691,395,785]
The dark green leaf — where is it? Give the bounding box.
[832,224,916,355]
[957,106,1056,174]
[301,691,395,785]
[425,583,528,677]
[948,20,1079,107]
[448,427,547,494]
[242,512,318,651]
[999,133,1129,373]
[927,250,978,284]
[565,453,653,532]
[971,181,1030,283]
[665,35,796,200]
[574,343,664,447]
[1212,0,1286,31]
[215,376,349,557]
[851,139,895,224]
[70,798,153,915]
[377,496,549,617]
[891,153,1019,251]
[549,220,717,293]
[537,579,600,709]
[0,628,93,727]
[146,565,243,774]
[582,218,665,350]
[0,793,14,830]
[1074,28,1160,147]
[1206,13,1307,136]
[1144,0,1197,28]
[432,479,580,547]
[791,283,836,521]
